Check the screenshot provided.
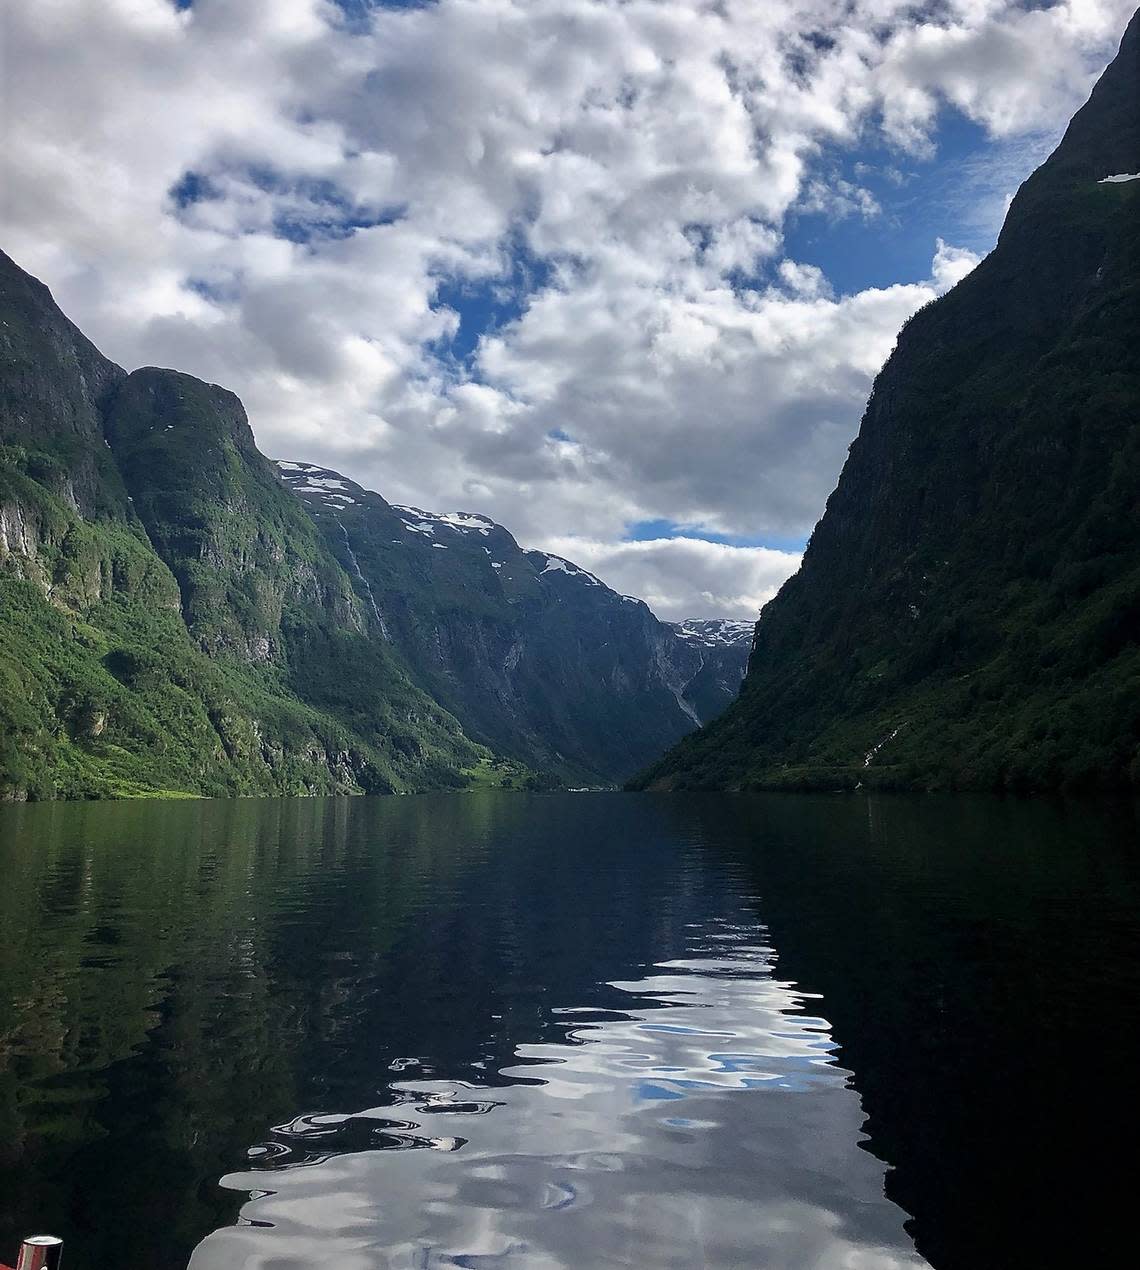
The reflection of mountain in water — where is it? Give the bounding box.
[193,920,926,1270]
[717,795,1140,1270]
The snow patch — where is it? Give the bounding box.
[294,476,350,491]
[1098,172,1140,183]
[393,505,494,536]
[540,554,602,586]
[276,462,360,507]
[438,511,494,533]
[671,619,755,648]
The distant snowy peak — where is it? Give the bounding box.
[275,461,654,610]
[277,460,524,559]
[669,618,755,649]
[276,464,503,543]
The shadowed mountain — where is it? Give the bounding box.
[275,461,751,784]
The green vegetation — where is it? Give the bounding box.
[634,14,1140,795]
[0,547,483,802]
[462,755,559,790]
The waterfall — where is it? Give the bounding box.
[334,515,389,640]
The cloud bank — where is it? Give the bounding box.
[1,0,1131,617]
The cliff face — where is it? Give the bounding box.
[635,10,1140,793]
[276,463,752,784]
[0,252,127,522]
[0,247,148,609]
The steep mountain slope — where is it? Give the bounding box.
[0,249,215,798]
[635,10,1140,793]
[1,249,481,799]
[275,462,750,783]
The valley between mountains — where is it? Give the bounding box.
[2,13,1137,802]
[0,251,749,800]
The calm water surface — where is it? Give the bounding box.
[0,793,1137,1269]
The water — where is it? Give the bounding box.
[0,793,1136,1269]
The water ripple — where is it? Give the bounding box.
[191,924,928,1269]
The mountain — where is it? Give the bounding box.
[0,249,486,799]
[0,250,748,799]
[275,462,751,784]
[665,620,755,721]
[635,10,1140,794]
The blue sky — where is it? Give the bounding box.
[789,113,993,293]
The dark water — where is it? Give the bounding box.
[0,794,1137,1269]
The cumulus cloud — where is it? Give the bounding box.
[537,536,803,623]
[0,0,1132,615]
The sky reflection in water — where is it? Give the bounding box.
[193,915,926,1269]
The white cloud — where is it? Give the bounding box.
[537,536,802,623]
[0,0,1131,614]
[798,177,881,222]
[930,237,983,290]
[874,0,1133,149]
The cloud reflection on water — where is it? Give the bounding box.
[190,917,928,1269]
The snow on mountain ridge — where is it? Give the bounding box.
[275,461,751,626]
[537,554,604,587]
[669,618,756,649]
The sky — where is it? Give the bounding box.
[1,0,1133,619]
